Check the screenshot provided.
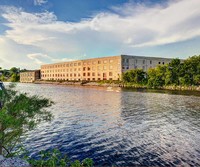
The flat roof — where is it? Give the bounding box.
[41,54,179,66]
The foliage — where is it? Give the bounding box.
[24,149,93,167]
[0,67,21,82]
[147,66,166,88]
[122,69,147,84]
[122,55,200,88]
[0,84,53,156]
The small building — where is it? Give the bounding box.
[20,70,40,83]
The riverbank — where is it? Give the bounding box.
[33,80,200,92]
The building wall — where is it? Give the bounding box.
[20,70,40,83]
[41,55,174,81]
[41,56,122,81]
[121,55,172,73]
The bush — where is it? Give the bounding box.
[25,149,93,167]
[0,83,53,156]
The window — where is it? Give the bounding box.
[74,74,76,77]
[109,59,113,63]
[87,62,91,65]
[92,67,95,70]
[143,66,145,70]
[126,59,129,63]
[158,62,161,64]
[163,62,165,65]
[150,60,152,64]
[109,72,113,76]
[110,66,113,70]
[92,72,95,76]
[98,73,101,76]
[70,63,73,67]
[78,63,81,66]
[88,67,91,71]
[74,63,77,66]
[98,66,101,70]
[98,60,101,64]
[103,66,107,70]
[87,73,90,76]
[83,73,86,76]
[103,60,107,64]
[83,67,86,71]
[74,68,77,71]
[135,59,137,64]
[143,60,145,64]
[92,61,96,65]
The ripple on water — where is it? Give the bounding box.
[12,83,200,166]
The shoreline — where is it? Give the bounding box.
[32,80,200,92]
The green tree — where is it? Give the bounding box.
[165,58,181,85]
[0,84,53,156]
[180,55,200,85]
[122,69,147,84]
[10,67,19,74]
[147,65,166,88]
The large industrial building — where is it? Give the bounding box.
[40,55,173,81]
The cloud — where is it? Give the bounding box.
[0,0,200,69]
[34,0,48,6]
[2,0,200,48]
[27,53,75,65]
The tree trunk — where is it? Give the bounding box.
[0,123,2,155]
[0,143,2,155]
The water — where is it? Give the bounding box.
[12,83,200,166]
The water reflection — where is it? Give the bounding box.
[10,83,200,166]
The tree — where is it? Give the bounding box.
[165,58,181,85]
[0,84,53,156]
[147,65,166,88]
[180,55,200,85]
[122,69,147,84]
[10,67,19,74]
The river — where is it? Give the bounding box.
[12,83,200,166]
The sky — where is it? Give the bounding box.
[0,0,200,69]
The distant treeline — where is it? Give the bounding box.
[0,67,27,82]
[122,55,200,88]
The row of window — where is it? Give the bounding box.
[45,78,115,81]
[122,59,167,65]
[20,73,34,77]
[42,59,116,69]
[42,72,113,78]
[42,65,116,73]
[122,59,153,64]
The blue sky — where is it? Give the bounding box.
[0,0,200,69]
